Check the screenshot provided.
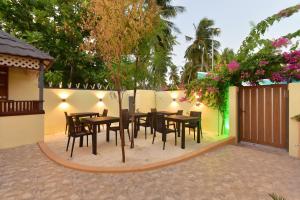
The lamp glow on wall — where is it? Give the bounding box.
[97,92,105,107]
[171,92,179,107]
[59,92,70,110]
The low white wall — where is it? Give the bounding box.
[288,83,300,158]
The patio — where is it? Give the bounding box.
[1,143,300,200]
[44,128,228,167]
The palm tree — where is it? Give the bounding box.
[217,47,235,66]
[168,64,180,88]
[183,18,220,83]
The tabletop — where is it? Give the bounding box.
[82,116,119,124]
[165,115,200,122]
[157,111,178,115]
[70,112,99,117]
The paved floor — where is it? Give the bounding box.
[45,130,227,167]
[0,144,300,200]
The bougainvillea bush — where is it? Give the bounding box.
[183,4,300,135]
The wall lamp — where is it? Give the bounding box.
[99,98,103,102]
[172,98,177,102]
[62,98,66,102]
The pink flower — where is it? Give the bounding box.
[227,60,240,72]
[207,87,219,94]
[179,97,188,102]
[259,60,269,67]
[240,72,250,80]
[271,72,285,82]
[255,69,265,76]
[212,75,220,81]
[272,37,290,48]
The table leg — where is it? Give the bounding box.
[134,117,138,138]
[92,124,97,155]
[181,122,185,149]
[177,122,181,137]
[79,136,83,147]
[197,121,201,143]
[106,123,110,142]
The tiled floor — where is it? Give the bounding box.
[45,129,227,167]
[1,143,300,200]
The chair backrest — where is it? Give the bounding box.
[121,109,130,129]
[64,112,68,124]
[154,113,166,134]
[151,108,157,113]
[177,110,183,115]
[67,116,77,136]
[145,112,152,125]
[102,109,108,117]
[190,111,201,126]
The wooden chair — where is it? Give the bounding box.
[186,111,203,140]
[152,113,177,150]
[151,108,157,113]
[168,110,183,130]
[139,112,153,139]
[66,116,92,157]
[98,109,108,131]
[108,109,131,146]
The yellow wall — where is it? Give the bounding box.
[229,87,238,142]
[44,89,221,135]
[155,90,221,135]
[0,115,44,148]
[8,67,39,100]
[288,83,300,158]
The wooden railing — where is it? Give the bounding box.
[0,100,44,116]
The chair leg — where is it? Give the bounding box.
[70,137,75,157]
[175,130,177,146]
[189,128,190,135]
[66,136,71,151]
[145,127,147,140]
[163,141,166,150]
[65,124,68,135]
[152,131,156,144]
[86,135,88,147]
[115,131,118,146]
[127,129,130,141]
[193,128,196,140]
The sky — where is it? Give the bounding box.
[170,0,300,69]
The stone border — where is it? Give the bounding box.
[38,136,236,173]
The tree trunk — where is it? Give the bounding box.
[130,55,139,148]
[116,81,126,162]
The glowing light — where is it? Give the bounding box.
[96,92,106,99]
[59,102,69,110]
[59,93,69,100]
[171,92,178,99]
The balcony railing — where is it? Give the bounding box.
[0,100,44,116]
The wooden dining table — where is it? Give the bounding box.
[70,112,99,118]
[157,111,178,116]
[165,115,201,149]
[82,116,119,155]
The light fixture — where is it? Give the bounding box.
[99,98,103,102]
[172,98,176,102]
[196,101,201,106]
[62,98,66,102]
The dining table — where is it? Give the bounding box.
[70,112,99,118]
[156,111,178,116]
[82,116,119,155]
[165,115,201,149]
